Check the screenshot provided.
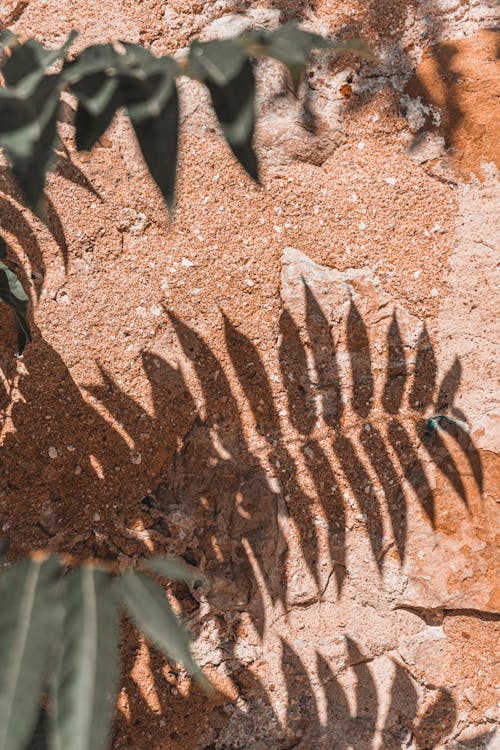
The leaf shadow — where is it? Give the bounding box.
[1,276,485,747]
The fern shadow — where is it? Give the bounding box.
[0,285,485,748]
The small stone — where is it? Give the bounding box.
[39,502,57,536]
[48,446,58,459]
[181,257,193,267]
[131,452,142,465]
[150,305,162,317]
[74,465,82,476]
[385,177,397,186]
[358,221,367,231]
[66,445,76,452]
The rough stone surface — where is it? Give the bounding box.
[407,30,500,179]
[0,1,499,749]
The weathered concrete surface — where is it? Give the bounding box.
[0,1,499,749]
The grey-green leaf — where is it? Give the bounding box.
[188,41,257,180]
[26,708,49,750]
[0,31,17,56]
[0,33,76,208]
[119,570,205,683]
[65,44,122,150]
[238,24,321,92]
[2,32,77,88]
[209,58,258,181]
[187,40,247,86]
[0,259,31,354]
[126,59,179,209]
[51,566,120,750]
[240,24,375,93]
[62,43,119,86]
[73,75,122,150]
[0,556,62,750]
[140,556,208,589]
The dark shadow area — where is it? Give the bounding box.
[1,281,484,748]
[24,627,469,750]
[54,151,103,200]
[0,169,69,280]
[53,129,103,201]
[0,194,46,301]
[110,631,459,750]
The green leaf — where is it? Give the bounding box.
[240,23,375,93]
[73,75,122,150]
[26,708,49,750]
[125,56,179,209]
[2,33,77,87]
[208,59,258,180]
[67,44,180,205]
[0,76,61,208]
[0,31,18,57]
[51,566,120,750]
[0,538,9,561]
[241,24,322,93]
[188,41,257,180]
[0,259,31,354]
[0,556,62,750]
[0,33,77,208]
[62,43,119,85]
[10,83,61,208]
[324,38,376,61]
[64,44,122,150]
[140,556,208,589]
[188,39,247,86]
[119,570,206,683]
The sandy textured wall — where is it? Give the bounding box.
[0,1,499,748]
